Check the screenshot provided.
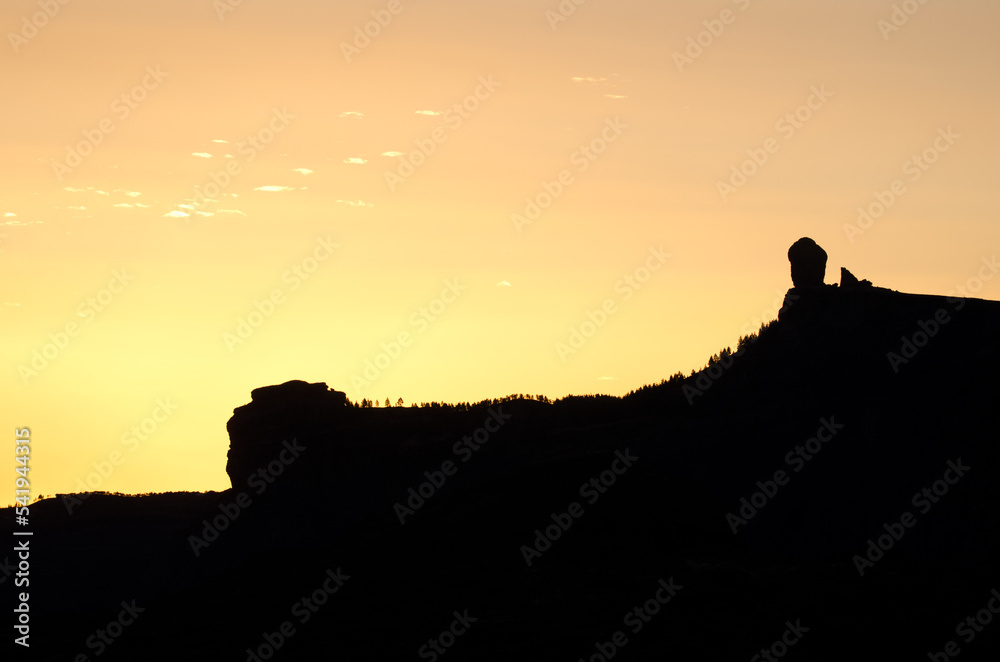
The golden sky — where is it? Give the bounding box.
[2,0,998,498]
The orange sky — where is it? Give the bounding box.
[2,0,999,499]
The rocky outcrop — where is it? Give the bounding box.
[787,237,828,288]
[225,380,347,491]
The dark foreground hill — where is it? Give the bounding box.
[6,282,1000,661]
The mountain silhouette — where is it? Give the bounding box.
[8,239,1000,660]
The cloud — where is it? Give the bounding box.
[292,168,314,175]
[571,76,608,83]
[336,199,374,208]
[2,219,43,226]
[196,211,214,217]
[192,152,213,158]
[415,110,442,116]
[163,211,190,218]
[113,203,134,208]
[4,212,15,217]
[343,157,368,165]
[69,206,87,210]
[3,302,21,308]
[381,151,404,157]
[254,185,295,192]
[135,203,152,208]
[496,281,512,287]
[210,139,229,144]
[339,111,364,118]
[605,94,627,99]
[94,190,109,196]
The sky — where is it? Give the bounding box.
[2,0,998,499]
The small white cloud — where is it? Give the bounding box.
[336,199,374,208]
[571,76,608,83]
[224,154,235,158]
[604,94,627,99]
[496,281,512,287]
[4,212,15,217]
[93,190,109,196]
[254,186,295,192]
[192,152,213,158]
[4,302,22,308]
[381,151,404,157]
[343,157,367,165]
[113,203,134,208]
[339,111,365,118]
[69,206,87,210]
[292,168,314,176]
[134,203,152,208]
[163,211,190,218]
[64,187,85,193]
[124,191,141,197]
[210,139,229,144]
[196,211,214,217]
[178,204,195,210]
[415,110,442,116]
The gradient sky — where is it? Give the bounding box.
[3,0,998,499]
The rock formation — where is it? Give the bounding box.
[225,380,347,491]
[787,237,827,288]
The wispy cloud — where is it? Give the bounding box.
[292,168,314,175]
[192,152,213,159]
[4,212,15,217]
[3,302,21,308]
[571,76,608,83]
[605,94,627,99]
[210,139,229,144]
[415,110,442,116]
[113,203,134,208]
[336,199,374,208]
[163,211,190,218]
[343,157,367,165]
[339,111,364,118]
[496,280,512,287]
[381,151,404,157]
[254,185,295,192]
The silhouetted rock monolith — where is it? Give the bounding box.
[226,380,346,491]
[787,237,827,288]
